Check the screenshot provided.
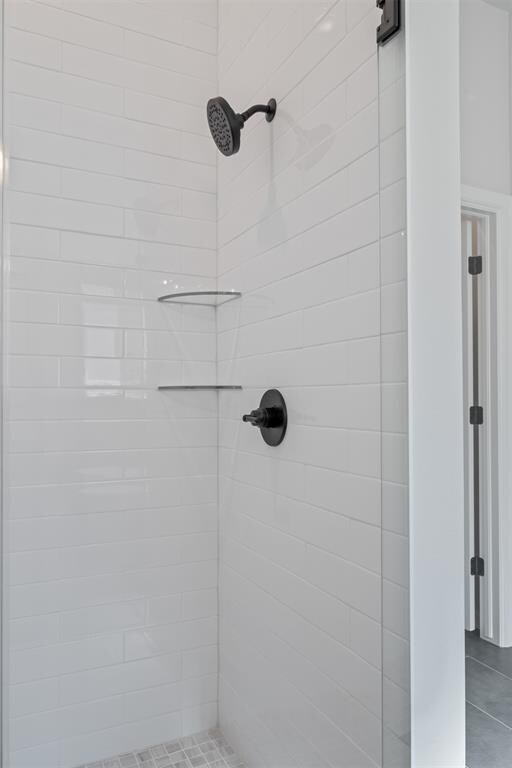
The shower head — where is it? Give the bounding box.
[206,96,277,156]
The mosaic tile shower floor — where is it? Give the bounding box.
[76,729,246,768]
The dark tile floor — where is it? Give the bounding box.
[466,632,512,768]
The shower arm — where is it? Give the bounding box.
[241,99,277,124]
[241,104,271,121]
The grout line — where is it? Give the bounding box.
[221,530,381,630]
[8,27,217,83]
[467,654,512,684]
[10,154,216,195]
[5,220,218,251]
[11,592,219,627]
[8,475,219,492]
[11,0,218,55]
[9,122,216,169]
[216,3,273,72]
[221,590,382,765]
[466,701,512,733]
[7,221,216,254]
[10,668,216,719]
[8,90,211,140]
[229,504,382,576]
[8,57,210,113]
[9,187,216,225]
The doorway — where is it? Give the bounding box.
[461,204,494,642]
[462,187,512,767]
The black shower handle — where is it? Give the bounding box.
[242,408,268,428]
[242,406,284,429]
[241,390,288,447]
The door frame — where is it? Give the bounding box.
[460,212,477,636]
[462,186,512,648]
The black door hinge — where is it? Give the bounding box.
[471,556,485,577]
[376,0,401,45]
[470,405,484,425]
[468,255,483,275]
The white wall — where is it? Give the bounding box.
[216,1,409,765]
[407,1,465,765]
[3,1,219,765]
[460,0,512,194]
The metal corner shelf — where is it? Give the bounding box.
[156,291,242,391]
[158,385,242,391]
[157,290,241,306]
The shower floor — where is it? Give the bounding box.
[75,729,246,768]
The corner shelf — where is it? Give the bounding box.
[156,290,242,392]
[158,385,242,391]
[157,290,241,306]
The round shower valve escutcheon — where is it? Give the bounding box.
[242,389,287,447]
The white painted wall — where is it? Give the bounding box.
[3,2,219,765]
[216,1,409,766]
[406,1,465,766]
[460,0,512,194]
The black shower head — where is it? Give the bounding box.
[207,97,243,156]
[206,96,277,156]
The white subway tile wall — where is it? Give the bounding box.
[4,0,411,766]
[216,1,409,767]
[5,1,219,766]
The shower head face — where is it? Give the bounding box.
[207,97,243,156]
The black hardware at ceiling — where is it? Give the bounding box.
[243,389,287,447]
[376,0,401,45]
[471,556,485,577]
[470,405,484,426]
